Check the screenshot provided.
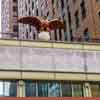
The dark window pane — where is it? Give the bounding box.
[83,28,91,41]
[9,81,17,96]
[80,0,86,19]
[61,82,72,97]
[25,80,36,97]
[72,83,83,97]
[48,82,60,97]
[38,81,48,97]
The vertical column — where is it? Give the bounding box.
[84,83,92,97]
[61,29,65,41]
[17,80,25,97]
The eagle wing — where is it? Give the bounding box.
[18,16,42,31]
[49,19,64,30]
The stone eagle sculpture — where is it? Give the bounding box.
[18,16,64,40]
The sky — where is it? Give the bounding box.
[0,0,1,32]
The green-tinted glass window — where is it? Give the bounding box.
[72,83,83,97]
[61,82,72,97]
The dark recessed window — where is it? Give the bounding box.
[63,20,66,32]
[75,10,79,29]
[67,6,71,26]
[70,28,73,41]
[13,6,17,12]
[73,0,76,4]
[52,0,54,4]
[36,9,38,16]
[26,32,29,39]
[38,81,48,97]
[59,29,62,41]
[80,0,86,19]
[61,0,64,9]
[83,28,90,41]
[32,2,34,9]
[29,10,31,16]
[13,0,17,3]
[13,25,18,32]
[28,0,30,4]
[98,11,100,19]
[33,34,36,40]
[54,30,57,41]
[61,82,72,97]
[26,4,27,11]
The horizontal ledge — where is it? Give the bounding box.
[0,70,100,81]
[0,39,100,50]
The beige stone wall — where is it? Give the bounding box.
[66,0,100,39]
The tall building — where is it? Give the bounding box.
[1,0,100,41]
[1,0,67,41]
[1,0,100,99]
[65,0,100,41]
[0,39,100,98]
[1,0,18,39]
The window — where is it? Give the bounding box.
[75,10,79,29]
[28,0,30,4]
[83,28,90,41]
[67,6,71,26]
[32,2,34,9]
[61,0,64,9]
[0,80,17,97]
[36,9,38,16]
[38,81,48,97]
[80,0,86,19]
[24,80,84,97]
[59,29,62,41]
[61,82,84,97]
[90,83,100,97]
[96,0,100,2]
[13,6,17,12]
[73,0,76,4]
[72,83,84,97]
[13,0,17,3]
[25,80,36,97]
[63,20,66,32]
[61,82,72,97]
[13,25,18,32]
[48,82,60,97]
[54,30,57,40]
[70,29,73,41]
[52,0,54,5]
[25,4,27,11]
[29,10,31,16]
[98,11,100,19]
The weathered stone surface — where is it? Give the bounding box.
[0,45,100,73]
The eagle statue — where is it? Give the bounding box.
[18,16,64,41]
